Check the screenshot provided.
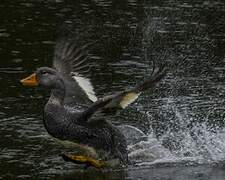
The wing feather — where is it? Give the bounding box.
[72,75,98,102]
[53,39,97,105]
[79,66,167,122]
[119,92,141,109]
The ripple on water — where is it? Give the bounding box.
[0,32,10,37]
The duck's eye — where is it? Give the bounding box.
[41,71,48,75]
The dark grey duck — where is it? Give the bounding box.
[21,39,166,168]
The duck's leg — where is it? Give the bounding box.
[61,153,107,169]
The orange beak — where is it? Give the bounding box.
[20,73,39,86]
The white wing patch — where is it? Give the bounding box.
[120,92,141,109]
[73,75,98,102]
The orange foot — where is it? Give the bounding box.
[61,154,107,169]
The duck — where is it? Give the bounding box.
[20,39,166,168]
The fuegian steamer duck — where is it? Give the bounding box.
[20,39,166,168]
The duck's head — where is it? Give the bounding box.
[20,67,63,89]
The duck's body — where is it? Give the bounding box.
[44,96,128,164]
[21,39,166,167]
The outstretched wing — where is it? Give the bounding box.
[53,39,97,105]
[79,66,167,122]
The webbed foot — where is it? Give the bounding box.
[61,153,107,169]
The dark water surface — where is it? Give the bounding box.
[1,0,225,179]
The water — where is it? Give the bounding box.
[1,0,225,179]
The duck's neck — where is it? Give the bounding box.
[48,80,65,106]
[44,80,66,138]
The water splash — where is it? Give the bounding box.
[126,106,225,166]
